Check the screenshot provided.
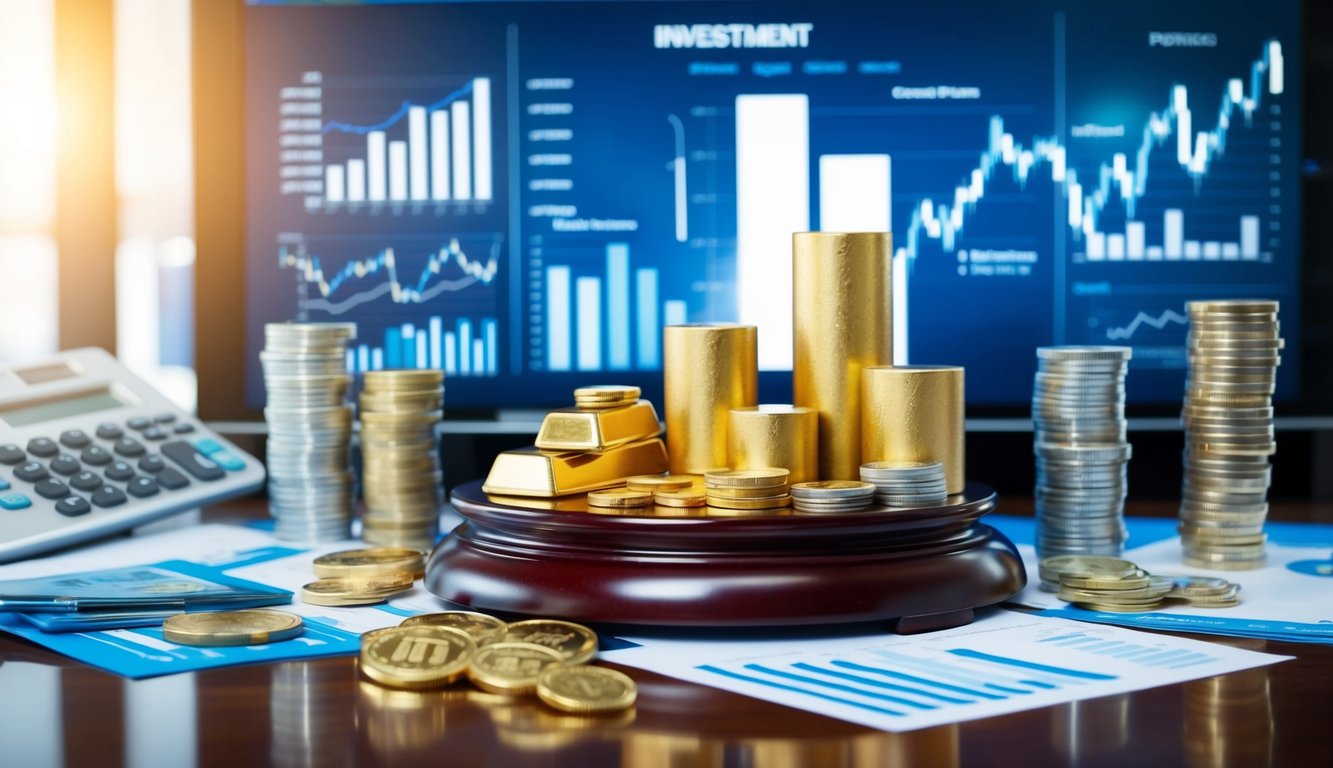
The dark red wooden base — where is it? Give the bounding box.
[427,480,1026,632]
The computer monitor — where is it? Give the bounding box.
[219,0,1318,420]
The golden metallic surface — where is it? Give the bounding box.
[663,324,758,475]
[399,611,507,646]
[503,620,598,665]
[534,400,662,451]
[625,474,694,492]
[481,438,669,497]
[792,232,893,480]
[861,365,966,494]
[727,405,818,484]
[537,666,638,714]
[466,642,565,696]
[360,625,476,690]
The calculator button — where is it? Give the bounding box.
[96,423,124,440]
[162,441,225,481]
[15,462,49,483]
[50,454,81,476]
[113,438,146,458]
[210,450,246,472]
[27,438,60,458]
[138,455,166,473]
[105,461,136,482]
[91,486,127,508]
[143,426,169,441]
[56,496,92,517]
[194,438,224,455]
[81,445,113,466]
[172,422,196,435]
[155,468,190,490]
[127,416,152,431]
[0,492,31,510]
[71,471,103,492]
[34,479,69,500]
[153,412,177,424]
[126,476,159,498]
[60,429,92,449]
[0,444,25,465]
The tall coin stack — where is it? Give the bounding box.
[1179,300,1281,570]
[262,322,357,541]
[358,369,445,550]
[1032,346,1133,561]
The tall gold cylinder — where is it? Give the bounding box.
[664,323,758,475]
[861,365,966,494]
[727,405,818,484]
[792,232,893,480]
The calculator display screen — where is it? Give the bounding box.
[0,388,132,428]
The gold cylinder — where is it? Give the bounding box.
[664,324,758,475]
[861,365,966,494]
[727,405,818,484]
[792,232,893,480]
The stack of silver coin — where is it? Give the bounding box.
[859,461,948,507]
[789,480,876,513]
[1032,346,1132,560]
[262,323,357,541]
[358,369,445,550]
[1179,300,1281,570]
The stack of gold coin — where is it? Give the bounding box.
[359,369,445,549]
[1041,554,1242,611]
[302,546,423,606]
[573,385,640,410]
[586,488,654,511]
[301,572,416,606]
[859,461,948,507]
[625,475,694,493]
[703,468,791,513]
[1179,300,1281,570]
[163,609,305,647]
[789,480,876,514]
[1164,574,1242,608]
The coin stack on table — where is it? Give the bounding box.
[789,480,876,514]
[262,322,357,541]
[359,369,445,550]
[1179,300,1282,570]
[703,468,791,515]
[1031,346,1133,560]
[859,461,948,508]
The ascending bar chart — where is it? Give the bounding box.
[347,318,499,377]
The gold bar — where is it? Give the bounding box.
[861,365,966,494]
[727,405,819,484]
[534,400,662,451]
[664,324,758,475]
[792,232,893,480]
[481,438,669,497]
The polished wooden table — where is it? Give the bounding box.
[1,498,1330,767]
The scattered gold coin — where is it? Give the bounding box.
[163,609,304,647]
[301,574,415,606]
[360,625,476,690]
[400,611,507,646]
[537,665,637,713]
[625,475,694,493]
[312,547,426,579]
[504,619,598,665]
[466,642,565,695]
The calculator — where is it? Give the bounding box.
[0,348,265,562]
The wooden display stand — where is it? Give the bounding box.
[426,480,1027,633]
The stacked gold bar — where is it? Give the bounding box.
[861,365,966,495]
[727,405,818,484]
[792,233,893,481]
[664,324,757,475]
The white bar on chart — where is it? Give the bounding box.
[1241,216,1260,259]
[664,300,687,326]
[636,268,659,369]
[1164,209,1184,259]
[547,266,571,371]
[1086,231,1106,260]
[473,339,485,373]
[1067,182,1082,228]
[1190,133,1208,175]
[371,348,384,371]
[1222,243,1240,260]
[576,276,602,371]
[472,77,493,200]
[460,319,473,375]
[400,323,415,368]
[1107,234,1125,260]
[358,345,370,373]
[430,110,450,201]
[444,332,457,375]
[409,105,428,201]
[415,330,428,369]
[485,319,498,375]
[1147,246,1164,261]
[607,243,631,370]
[1126,221,1145,259]
[1229,78,1244,104]
[818,154,891,232]
[736,94,809,370]
[429,317,443,369]
[388,140,408,201]
[1184,241,1202,260]
[1269,40,1284,95]
[673,156,687,242]
[345,349,354,373]
[1174,87,1191,167]
[367,131,387,201]
[451,100,472,200]
[324,165,345,203]
[347,160,366,202]
[1203,242,1221,260]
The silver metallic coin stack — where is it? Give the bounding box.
[1032,346,1133,561]
[1179,300,1281,570]
[789,480,876,513]
[859,461,948,507]
[262,323,357,541]
[358,369,445,550]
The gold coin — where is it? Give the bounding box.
[573,384,640,402]
[703,468,790,488]
[586,488,655,508]
[703,484,791,500]
[467,642,565,695]
[1038,555,1139,581]
[301,574,415,606]
[360,625,476,689]
[163,609,304,647]
[537,665,637,713]
[703,493,791,509]
[504,619,598,665]
[652,489,707,507]
[400,611,508,646]
[363,369,445,389]
[625,475,694,492]
[313,547,426,579]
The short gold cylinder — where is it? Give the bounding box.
[792,232,893,480]
[664,323,758,475]
[861,365,966,495]
[727,405,819,484]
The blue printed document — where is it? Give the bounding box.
[0,561,291,614]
